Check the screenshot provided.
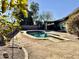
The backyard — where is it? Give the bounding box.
[0,0,79,59]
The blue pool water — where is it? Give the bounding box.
[26,30,48,38]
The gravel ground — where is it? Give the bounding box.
[10,31,79,59]
[0,44,25,59]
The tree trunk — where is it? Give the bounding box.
[0,35,5,46]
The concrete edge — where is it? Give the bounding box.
[21,31,48,40]
[22,47,28,59]
[48,34,70,40]
[14,43,28,59]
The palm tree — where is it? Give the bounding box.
[30,1,39,14]
[30,1,39,21]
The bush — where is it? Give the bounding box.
[66,13,79,37]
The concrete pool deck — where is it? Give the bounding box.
[18,30,78,42]
[21,31,48,40]
[12,31,79,59]
[0,44,25,59]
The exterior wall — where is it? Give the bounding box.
[59,22,66,32]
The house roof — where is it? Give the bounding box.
[43,8,79,24]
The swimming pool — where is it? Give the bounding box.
[26,30,48,38]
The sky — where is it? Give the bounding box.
[29,0,79,20]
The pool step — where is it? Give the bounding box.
[47,34,70,41]
[48,37,61,42]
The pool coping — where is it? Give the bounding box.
[22,47,28,59]
[21,31,48,40]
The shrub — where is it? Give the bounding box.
[66,13,79,37]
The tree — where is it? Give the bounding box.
[42,11,53,21]
[0,0,29,39]
[29,1,39,21]
[30,1,39,14]
[38,11,53,23]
